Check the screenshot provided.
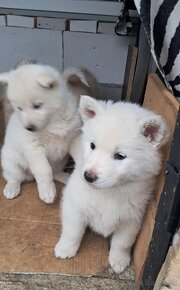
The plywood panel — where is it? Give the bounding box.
[133,74,179,281]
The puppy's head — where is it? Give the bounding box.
[0,64,66,132]
[79,95,169,189]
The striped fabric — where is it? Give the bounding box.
[134,0,180,97]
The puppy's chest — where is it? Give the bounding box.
[42,134,69,161]
[86,196,136,237]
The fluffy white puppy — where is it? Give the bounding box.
[55,95,169,273]
[0,64,84,203]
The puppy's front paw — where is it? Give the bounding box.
[55,239,78,259]
[109,250,130,274]
[4,183,20,199]
[38,182,56,204]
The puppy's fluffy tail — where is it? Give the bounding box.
[63,67,99,99]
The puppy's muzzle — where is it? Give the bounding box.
[25,124,37,132]
[84,170,97,183]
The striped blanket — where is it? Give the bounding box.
[134,0,180,98]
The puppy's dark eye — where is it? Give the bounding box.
[33,103,43,109]
[114,153,126,160]
[90,142,96,150]
[17,107,22,111]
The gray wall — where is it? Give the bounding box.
[64,31,135,84]
[0,27,63,71]
[0,26,135,87]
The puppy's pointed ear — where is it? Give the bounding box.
[140,115,170,148]
[79,95,103,122]
[0,72,10,84]
[37,72,59,89]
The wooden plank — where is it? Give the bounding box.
[133,73,180,282]
[121,45,138,101]
[130,24,151,104]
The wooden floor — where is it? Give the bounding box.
[0,178,110,276]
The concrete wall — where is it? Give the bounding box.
[0,27,63,72]
[64,31,135,84]
[0,15,137,99]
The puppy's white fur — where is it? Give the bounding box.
[0,64,82,203]
[55,95,169,273]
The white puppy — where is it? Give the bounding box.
[0,63,84,203]
[55,95,169,273]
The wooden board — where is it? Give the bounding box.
[121,45,138,101]
[133,73,180,281]
[129,24,151,104]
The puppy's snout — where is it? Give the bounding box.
[84,170,97,183]
[25,124,37,132]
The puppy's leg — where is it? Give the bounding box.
[1,149,27,199]
[3,167,25,200]
[25,148,56,204]
[55,200,86,258]
[109,221,141,273]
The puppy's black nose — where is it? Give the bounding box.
[25,125,37,132]
[84,171,97,183]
